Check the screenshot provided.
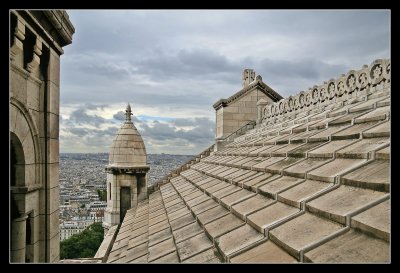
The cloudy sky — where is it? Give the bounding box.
[60,10,390,154]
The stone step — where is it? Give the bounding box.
[269,212,344,260]
[331,122,379,140]
[308,139,358,158]
[247,201,299,235]
[335,137,389,159]
[176,233,214,262]
[277,179,333,208]
[231,194,275,220]
[258,176,305,199]
[306,185,387,224]
[354,106,390,123]
[265,157,304,174]
[283,158,331,179]
[351,199,390,242]
[307,158,367,183]
[216,224,264,259]
[220,189,256,209]
[203,213,245,241]
[182,248,223,263]
[362,120,390,138]
[229,240,297,263]
[341,159,390,192]
[303,229,389,263]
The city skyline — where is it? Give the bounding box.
[60,10,390,154]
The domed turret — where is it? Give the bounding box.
[103,104,149,233]
[107,104,147,168]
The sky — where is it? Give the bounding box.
[60,10,390,155]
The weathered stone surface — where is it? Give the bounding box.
[336,137,389,158]
[304,230,389,263]
[147,238,176,262]
[217,224,264,257]
[375,145,390,160]
[351,200,390,241]
[204,213,244,240]
[231,195,275,220]
[251,157,285,171]
[247,202,299,234]
[269,213,343,259]
[169,213,196,231]
[182,248,222,263]
[220,189,256,209]
[197,205,230,226]
[306,185,386,224]
[176,233,213,261]
[191,199,219,214]
[230,240,297,263]
[307,158,367,183]
[150,251,179,263]
[148,228,172,247]
[258,176,304,198]
[173,222,204,243]
[283,158,330,178]
[212,184,241,200]
[342,160,389,192]
[363,121,389,138]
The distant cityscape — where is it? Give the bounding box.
[59,153,194,241]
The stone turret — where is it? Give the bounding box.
[103,104,149,234]
[242,69,255,87]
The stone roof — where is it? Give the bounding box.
[213,75,283,110]
[103,59,390,263]
[106,105,149,170]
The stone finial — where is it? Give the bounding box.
[125,103,132,122]
[243,69,256,87]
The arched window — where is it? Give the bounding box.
[10,132,25,187]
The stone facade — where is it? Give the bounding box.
[103,105,150,234]
[213,71,283,141]
[10,10,74,263]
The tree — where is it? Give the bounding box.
[97,189,107,201]
[60,222,104,259]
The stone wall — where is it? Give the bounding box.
[259,59,390,125]
[10,10,74,263]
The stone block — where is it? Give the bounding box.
[148,228,172,247]
[11,70,27,105]
[176,233,213,261]
[48,81,60,115]
[48,49,60,86]
[182,248,222,263]
[147,238,176,262]
[26,78,41,111]
[203,213,244,240]
[48,138,59,164]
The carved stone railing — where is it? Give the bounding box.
[260,59,390,124]
[148,144,215,194]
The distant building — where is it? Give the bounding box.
[10,10,74,263]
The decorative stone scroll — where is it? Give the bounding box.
[260,58,390,123]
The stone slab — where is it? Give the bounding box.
[212,184,242,201]
[204,213,244,240]
[336,137,389,159]
[363,121,389,138]
[307,158,367,183]
[191,198,219,215]
[230,240,297,263]
[351,199,390,241]
[258,176,304,198]
[150,251,179,263]
[147,237,176,262]
[182,248,222,263]
[197,205,230,226]
[269,213,343,260]
[283,158,331,178]
[231,194,275,220]
[220,189,256,209]
[169,213,196,231]
[176,233,213,261]
[172,221,204,244]
[306,185,386,224]
[304,229,389,263]
[278,180,333,208]
[247,202,299,234]
[217,224,264,257]
[265,157,304,174]
[341,159,390,192]
[148,228,172,247]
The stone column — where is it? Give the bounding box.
[11,214,28,263]
[256,99,268,125]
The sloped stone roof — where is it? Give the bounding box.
[104,59,390,263]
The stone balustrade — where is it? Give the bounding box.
[260,59,391,124]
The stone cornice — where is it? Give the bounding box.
[213,77,283,110]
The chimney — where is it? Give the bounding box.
[242,69,255,87]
